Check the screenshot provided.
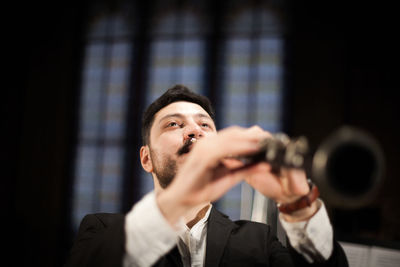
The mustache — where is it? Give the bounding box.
[177,138,195,156]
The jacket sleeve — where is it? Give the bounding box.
[267,232,349,267]
[64,213,126,267]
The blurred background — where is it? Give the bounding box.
[4,0,400,266]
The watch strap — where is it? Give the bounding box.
[277,181,320,214]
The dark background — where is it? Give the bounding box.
[4,0,399,266]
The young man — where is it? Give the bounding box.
[65,85,348,267]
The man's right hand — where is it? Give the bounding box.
[156,126,272,226]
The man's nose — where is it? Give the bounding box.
[183,124,203,140]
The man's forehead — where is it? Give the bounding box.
[153,101,211,122]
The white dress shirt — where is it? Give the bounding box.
[124,191,333,267]
[176,205,211,267]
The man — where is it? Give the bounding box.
[65,85,348,267]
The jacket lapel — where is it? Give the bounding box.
[154,246,183,267]
[204,208,237,266]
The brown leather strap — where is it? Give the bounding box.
[277,182,320,214]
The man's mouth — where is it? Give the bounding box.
[177,138,197,156]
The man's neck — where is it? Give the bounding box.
[153,181,211,229]
[185,203,211,229]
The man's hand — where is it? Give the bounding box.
[245,167,318,222]
[241,127,318,222]
[157,126,269,225]
[157,126,317,225]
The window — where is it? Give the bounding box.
[72,11,132,228]
[217,5,285,221]
[71,0,286,230]
[139,7,207,197]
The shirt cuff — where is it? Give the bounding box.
[279,199,333,263]
[124,191,185,267]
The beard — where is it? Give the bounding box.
[150,149,178,189]
[149,139,193,189]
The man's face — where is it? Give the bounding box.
[147,101,217,188]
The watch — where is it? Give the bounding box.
[277,180,320,214]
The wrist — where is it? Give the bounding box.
[156,189,189,227]
[277,180,320,221]
[281,200,320,222]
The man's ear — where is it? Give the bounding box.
[140,145,153,173]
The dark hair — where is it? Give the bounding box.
[141,84,216,145]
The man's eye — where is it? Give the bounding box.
[201,123,210,128]
[167,122,178,127]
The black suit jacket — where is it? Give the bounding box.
[65,208,348,267]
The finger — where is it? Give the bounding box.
[195,130,262,166]
[284,168,309,195]
[244,163,283,198]
[246,125,272,139]
[221,158,245,169]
